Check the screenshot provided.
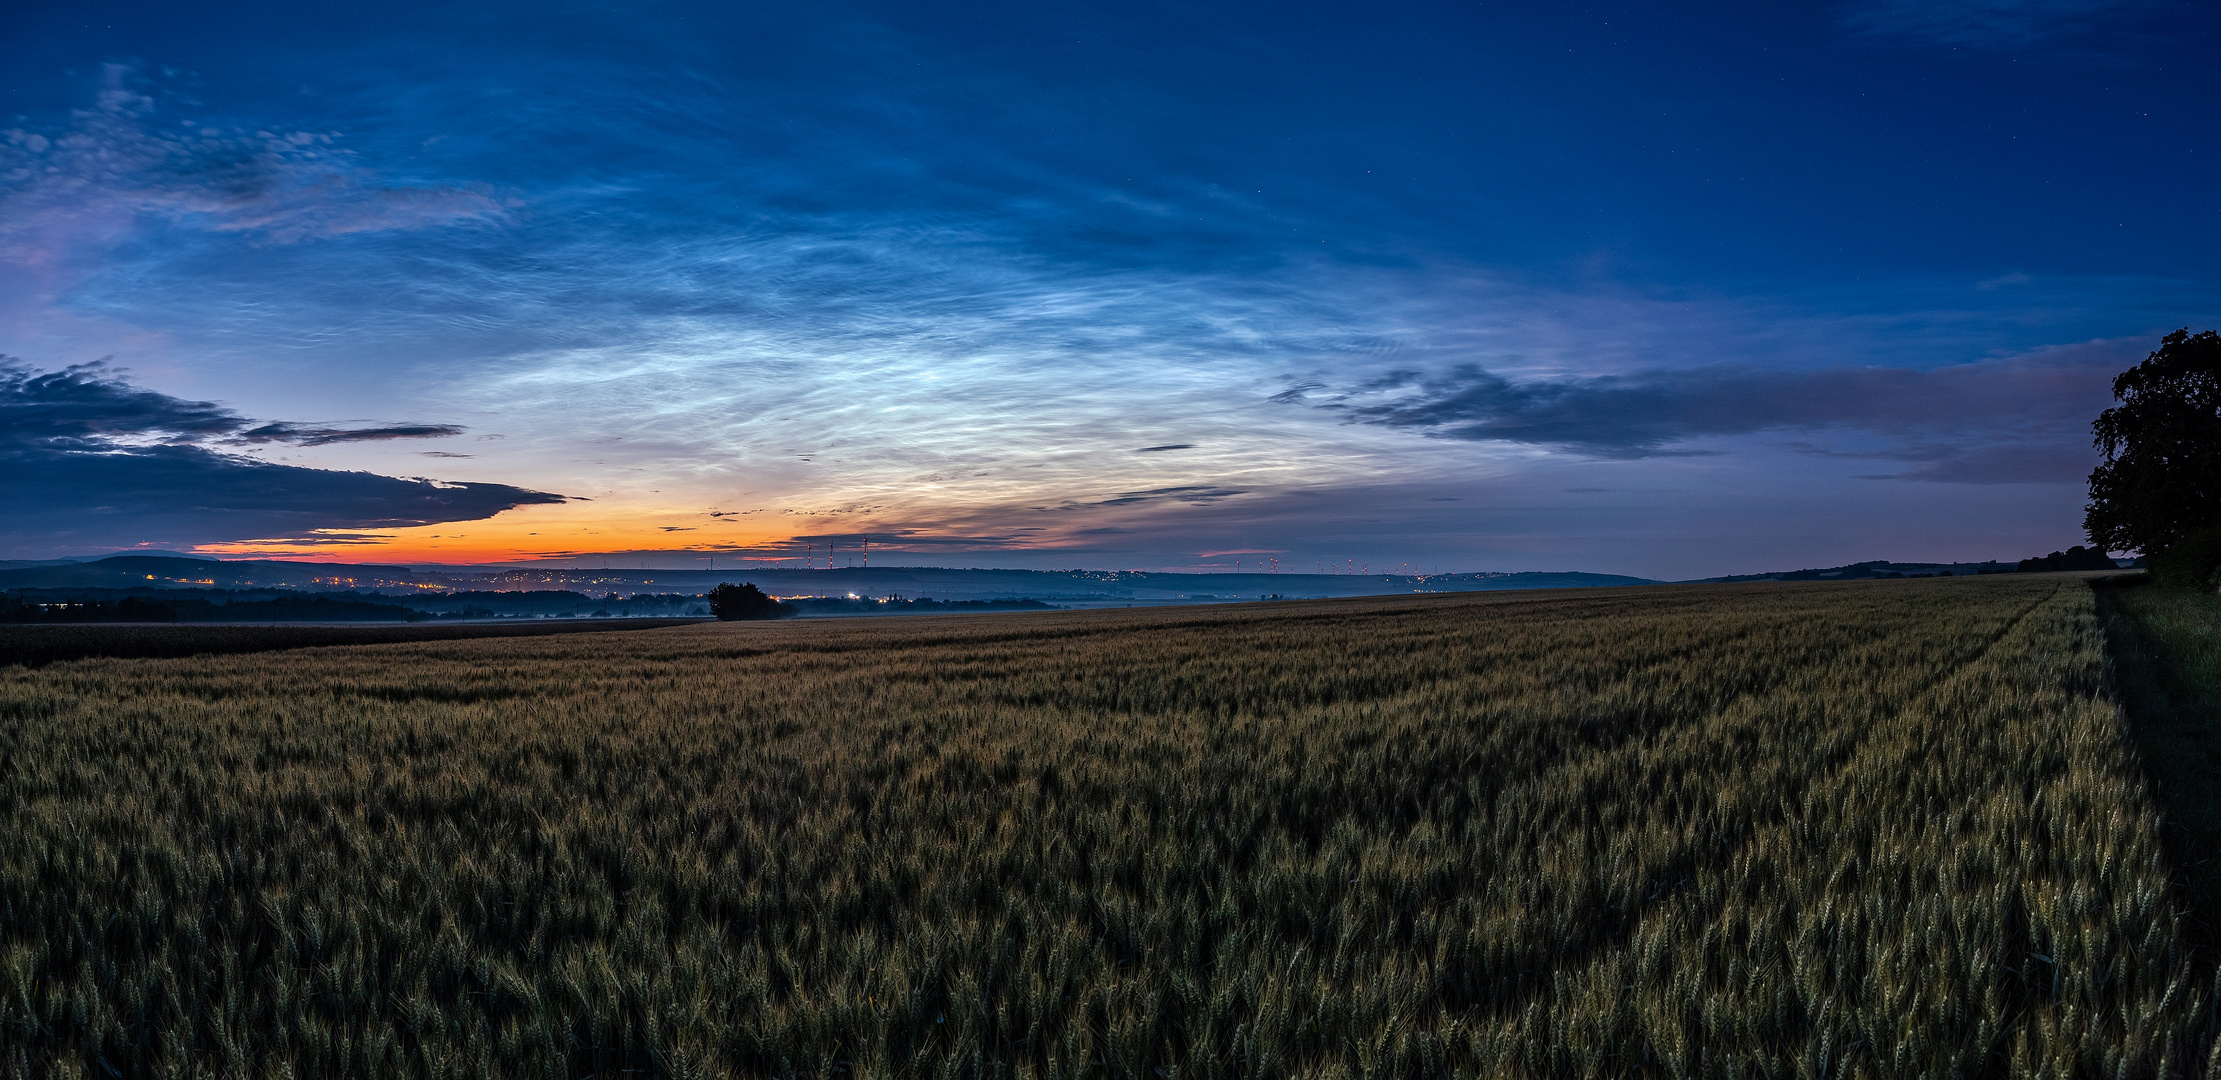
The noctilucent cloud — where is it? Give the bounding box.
[3,0,2215,578]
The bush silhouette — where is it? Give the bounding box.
[706,582,796,621]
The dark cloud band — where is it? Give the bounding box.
[1289,348,2118,483]
[1,358,565,552]
[1098,486,1249,506]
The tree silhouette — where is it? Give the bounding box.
[2087,329,2221,580]
[706,582,796,621]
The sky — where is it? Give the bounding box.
[1,0,2215,579]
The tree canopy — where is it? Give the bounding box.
[706,582,795,621]
[2086,329,2221,558]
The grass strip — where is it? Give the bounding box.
[2097,577,2221,954]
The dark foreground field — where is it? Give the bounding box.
[0,577,2213,1077]
[0,617,712,669]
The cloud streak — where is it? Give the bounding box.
[1096,486,1250,507]
[236,423,468,446]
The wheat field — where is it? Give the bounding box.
[0,576,2210,1077]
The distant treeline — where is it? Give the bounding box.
[405,591,708,618]
[2017,546,2121,573]
[0,587,1073,624]
[4,594,430,624]
[2,588,714,623]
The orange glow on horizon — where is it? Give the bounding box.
[189,505,804,565]
[181,500,1045,566]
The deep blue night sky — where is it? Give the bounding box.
[2,0,2215,575]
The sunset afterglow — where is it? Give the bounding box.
[6,1,2217,576]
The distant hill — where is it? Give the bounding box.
[1683,559,2014,583]
[0,550,219,570]
[414,565,1659,602]
[1678,554,2144,583]
[0,556,1654,602]
[5,552,2150,600]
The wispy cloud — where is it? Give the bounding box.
[0,64,503,269]
[1838,0,2167,49]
